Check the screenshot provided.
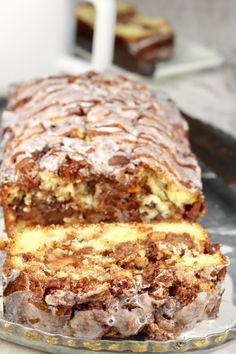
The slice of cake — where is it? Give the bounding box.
[76,2,174,76]
[0,73,205,236]
[3,222,227,340]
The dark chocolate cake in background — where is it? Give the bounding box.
[76,1,174,76]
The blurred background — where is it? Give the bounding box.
[74,0,236,135]
[128,0,236,61]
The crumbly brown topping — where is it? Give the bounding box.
[0,72,202,194]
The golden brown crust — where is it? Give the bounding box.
[1,73,201,190]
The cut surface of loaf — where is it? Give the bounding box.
[3,222,227,340]
[0,72,205,236]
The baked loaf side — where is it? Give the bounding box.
[76,2,174,76]
[0,72,205,235]
[3,222,227,340]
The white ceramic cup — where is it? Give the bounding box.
[0,0,116,96]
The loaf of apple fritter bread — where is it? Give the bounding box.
[0,72,205,235]
[3,222,227,340]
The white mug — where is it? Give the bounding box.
[0,0,116,96]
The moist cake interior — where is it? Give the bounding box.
[3,165,204,235]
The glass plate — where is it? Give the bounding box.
[0,291,235,353]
